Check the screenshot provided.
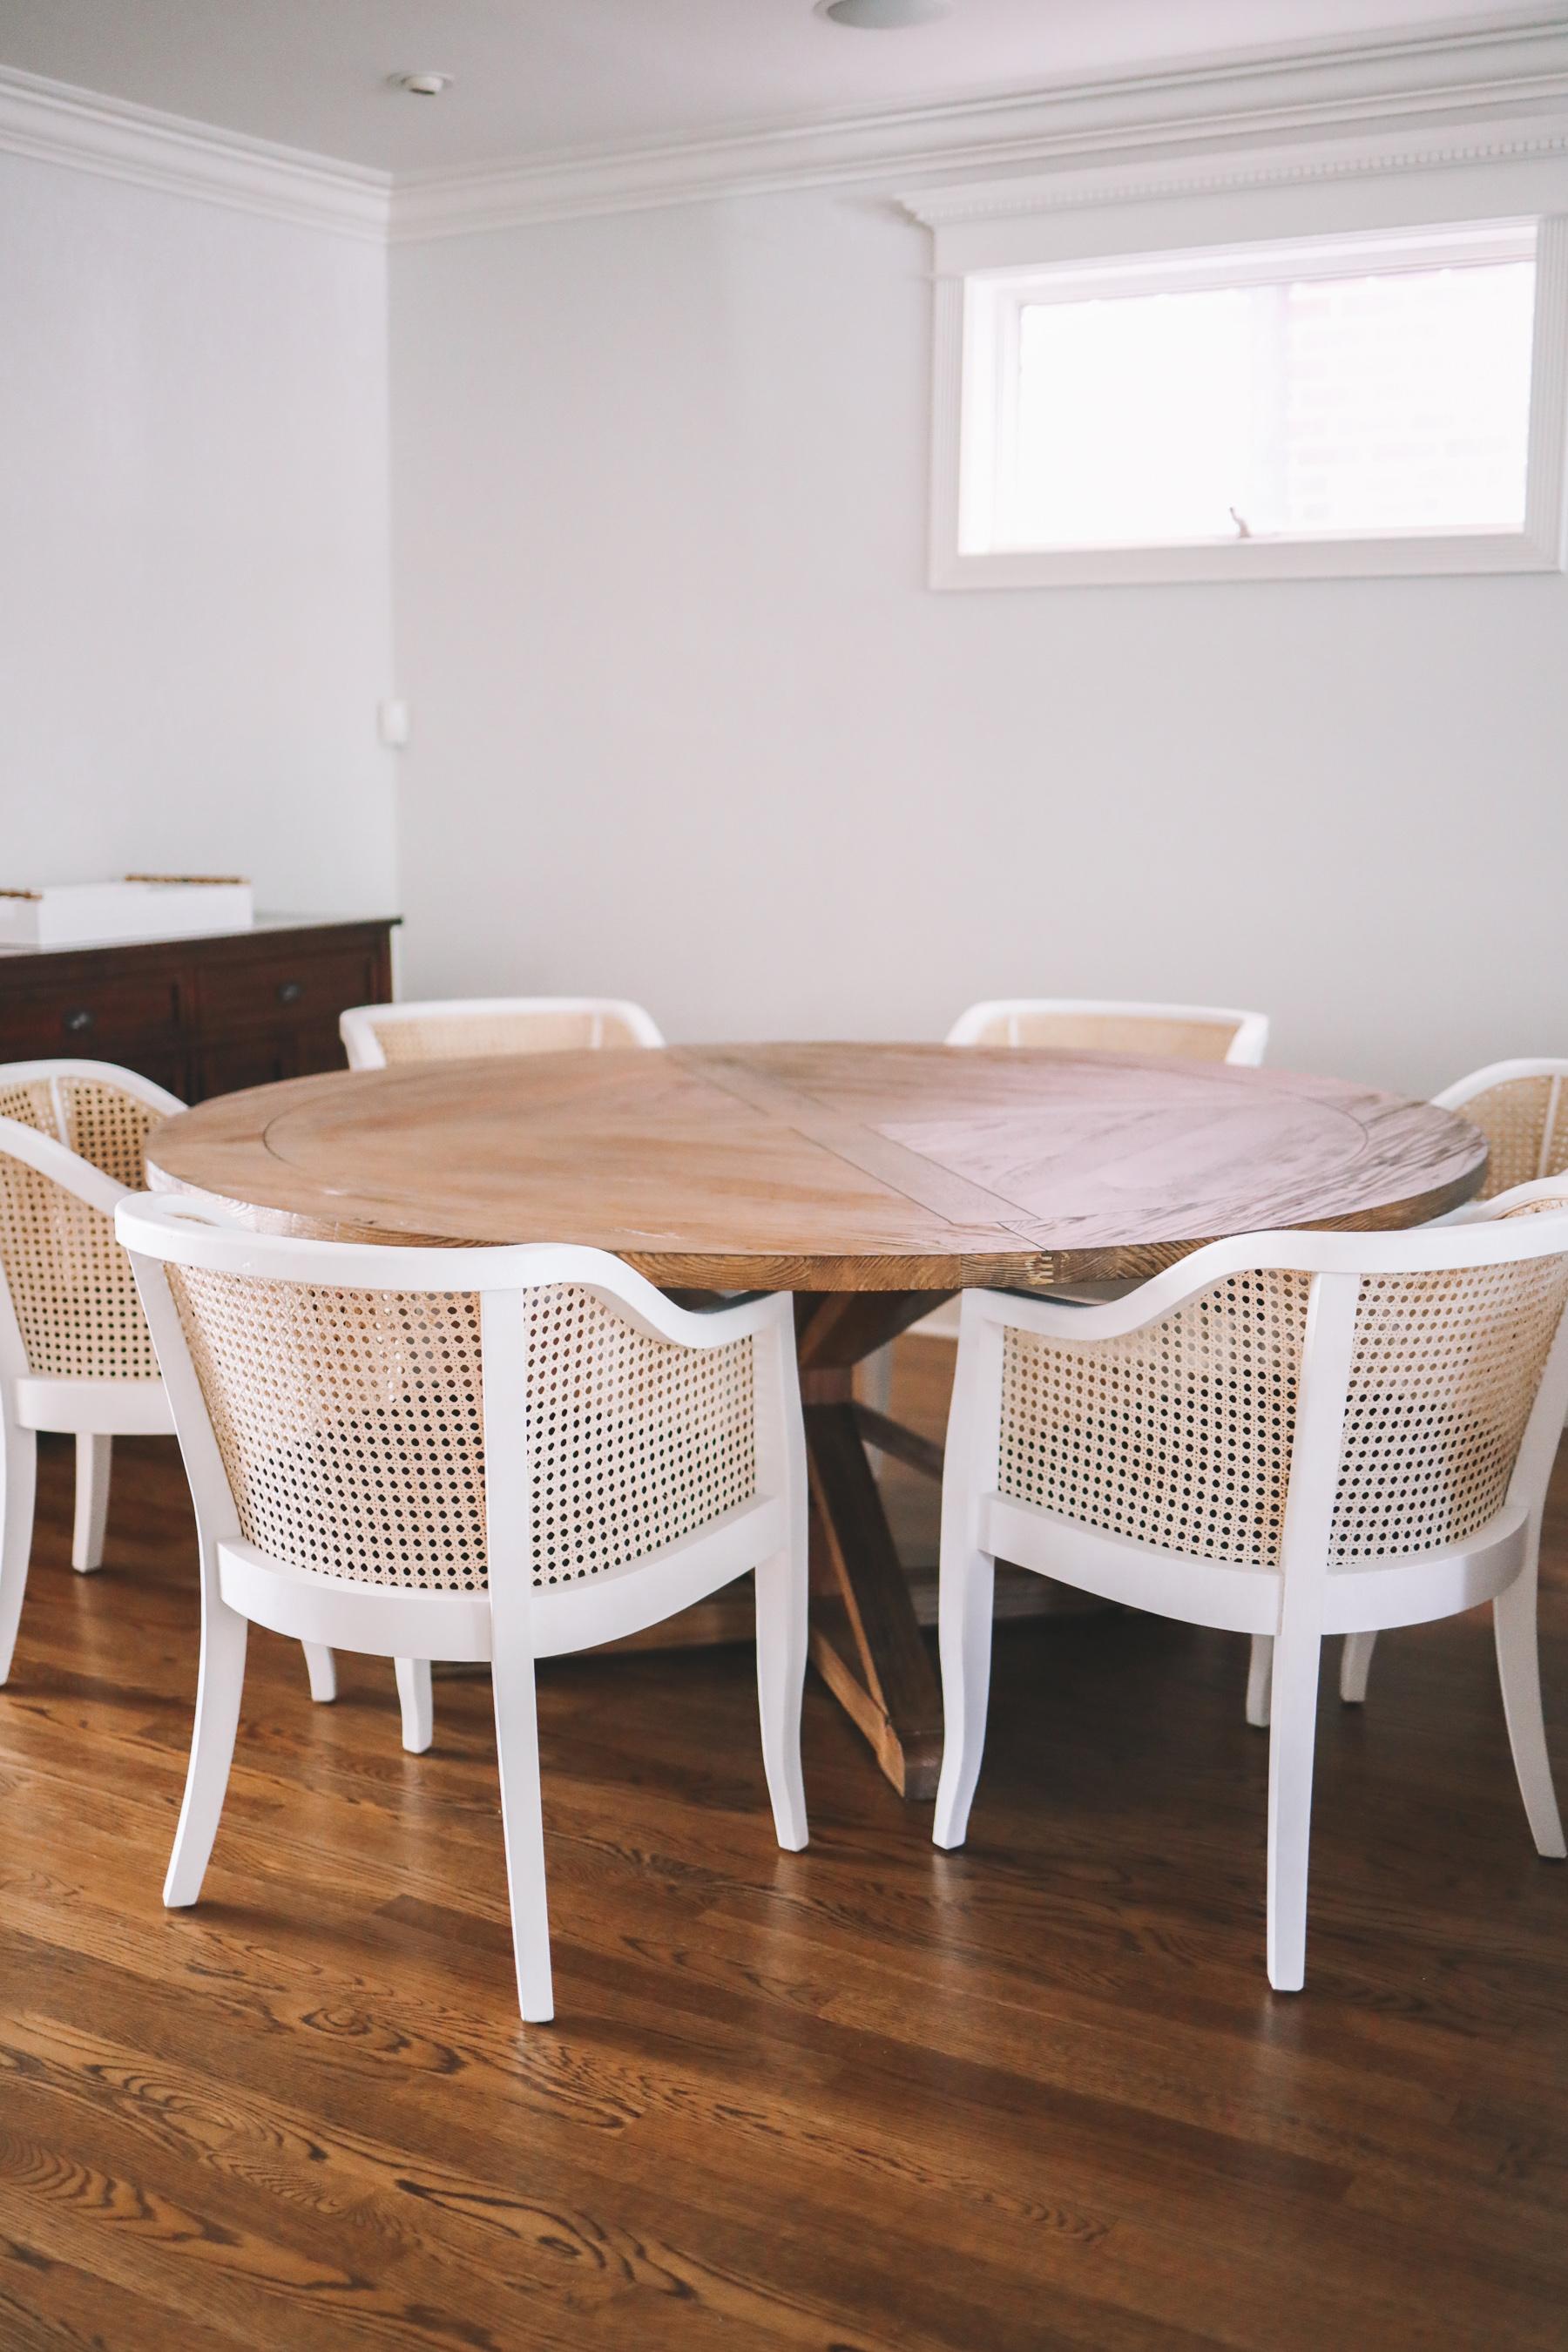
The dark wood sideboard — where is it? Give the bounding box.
[0,916,399,1103]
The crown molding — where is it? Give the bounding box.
[1,13,1565,248]
[0,64,390,240]
[389,9,1568,243]
[900,110,1568,230]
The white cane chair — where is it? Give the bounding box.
[117,1193,809,2023]
[946,999,1270,1064]
[1434,1059,1568,1200]
[0,1063,337,1706]
[341,997,665,1070]
[932,1189,1568,1991]
[337,995,666,1736]
[0,1060,186,1680]
[1251,1059,1568,1717]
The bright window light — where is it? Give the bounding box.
[957,220,1551,570]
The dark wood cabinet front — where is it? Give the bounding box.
[0,918,397,1105]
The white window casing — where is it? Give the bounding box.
[907,134,1568,590]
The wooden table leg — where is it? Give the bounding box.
[796,1292,951,1801]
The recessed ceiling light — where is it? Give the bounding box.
[393,71,452,97]
[821,0,950,25]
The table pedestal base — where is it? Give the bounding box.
[796,1293,952,1801]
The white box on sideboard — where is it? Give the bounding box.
[0,877,254,949]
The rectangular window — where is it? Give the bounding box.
[940,217,1568,586]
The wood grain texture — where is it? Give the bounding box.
[144,1044,1486,1291]
[2,1419,1565,2349]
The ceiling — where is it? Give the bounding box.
[0,2,1548,175]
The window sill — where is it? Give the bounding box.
[935,525,1565,591]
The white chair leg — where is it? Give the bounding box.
[1246,1632,1274,1727]
[163,1595,248,1908]
[1339,1630,1377,1706]
[301,1642,337,1703]
[1264,1625,1323,1992]
[395,1657,433,1754]
[0,1419,38,1685]
[490,1646,554,2023]
[1493,1556,1566,1860]
[933,1545,996,1850]
[754,1551,808,1850]
[71,1432,112,1572]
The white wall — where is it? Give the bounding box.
[0,150,397,916]
[389,181,1568,1098]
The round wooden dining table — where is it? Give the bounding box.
[146,1042,1488,1800]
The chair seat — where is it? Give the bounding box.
[13,1373,173,1435]
[983,1492,1528,1637]
[218,1491,786,1662]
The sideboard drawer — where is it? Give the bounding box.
[0,968,186,1050]
[198,948,379,1035]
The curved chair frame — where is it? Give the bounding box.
[945,998,1270,1065]
[118,1193,809,2022]
[933,1193,1568,1991]
[340,996,665,1071]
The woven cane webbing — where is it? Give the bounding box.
[170,1272,489,1590]
[971,1010,1239,1060]
[1457,1076,1567,1200]
[1333,1260,1568,1560]
[372,1010,643,1063]
[999,1272,1311,1567]
[997,1252,1568,1573]
[0,1078,57,1139]
[0,1152,159,1378]
[0,1074,161,1190]
[167,1273,755,1592]
[524,1287,755,1585]
[56,1077,164,1190]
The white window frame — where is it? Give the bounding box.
[909,165,1568,591]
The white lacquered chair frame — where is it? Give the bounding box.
[340,996,666,1070]
[117,1195,809,2024]
[945,998,1270,1064]
[933,1201,1568,1992]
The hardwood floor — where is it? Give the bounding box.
[2,1337,1565,2349]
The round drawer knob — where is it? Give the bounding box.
[63,1007,95,1033]
[277,979,304,1005]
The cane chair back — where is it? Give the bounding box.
[1434,1060,1568,1200]
[118,1197,808,2021]
[946,999,1269,1065]
[997,1254,1567,1577]
[340,997,665,1071]
[165,1272,757,1600]
[935,1195,1568,1990]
